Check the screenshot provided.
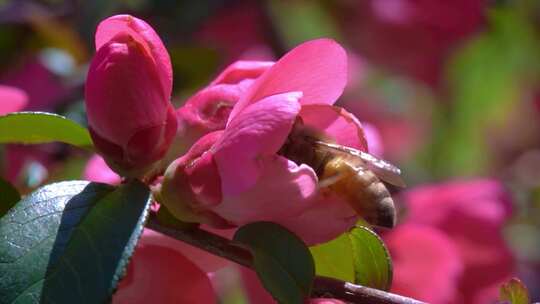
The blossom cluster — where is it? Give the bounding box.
[78,14,517,304]
[85,15,371,246]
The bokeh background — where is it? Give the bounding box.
[1,0,539,302]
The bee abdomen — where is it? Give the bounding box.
[342,169,397,228]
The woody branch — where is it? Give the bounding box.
[146,213,425,304]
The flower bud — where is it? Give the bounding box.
[85,15,177,178]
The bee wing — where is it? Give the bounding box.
[313,141,406,187]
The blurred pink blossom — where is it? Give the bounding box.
[385,224,462,303]
[384,179,515,303]
[159,39,373,245]
[196,2,272,62]
[0,85,51,184]
[0,63,68,184]
[112,229,217,304]
[339,0,486,86]
[0,59,68,111]
[0,85,27,115]
[83,154,121,185]
[85,15,177,178]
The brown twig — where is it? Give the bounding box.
[146,214,425,304]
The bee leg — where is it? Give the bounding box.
[318,172,346,188]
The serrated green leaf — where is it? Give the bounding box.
[349,226,393,291]
[234,222,315,304]
[0,177,19,216]
[0,180,151,304]
[500,278,531,304]
[0,112,93,149]
[310,233,354,283]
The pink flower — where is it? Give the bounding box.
[113,229,217,304]
[0,78,66,185]
[384,179,515,303]
[0,85,27,115]
[385,224,462,303]
[159,39,371,245]
[85,15,177,178]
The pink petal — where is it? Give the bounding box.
[404,179,513,227]
[0,85,28,115]
[229,39,347,122]
[384,224,463,303]
[160,131,226,225]
[113,229,217,304]
[361,122,384,157]
[210,60,273,85]
[173,60,272,158]
[83,154,121,185]
[276,193,357,246]
[95,14,172,97]
[400,179,516,303]
[139,228,232,274]
[175,83,246,155]
[211,155,318,225]
[299,104,368,151]
[240,267,276,304]
[185,150,222,208]
[214,91,302,196]
[454,226,515,303]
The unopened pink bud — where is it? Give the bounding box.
[85,15,177,178]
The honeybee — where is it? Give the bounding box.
[278,119,405,228]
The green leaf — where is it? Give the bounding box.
[0,180,151,304]
[310,226,392,291]
[500,278,531,304]
[310,233,354,283]
[0,177,19,216]
[349,226,393,291]
[234,222,315,304]
[0,112,93,149]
